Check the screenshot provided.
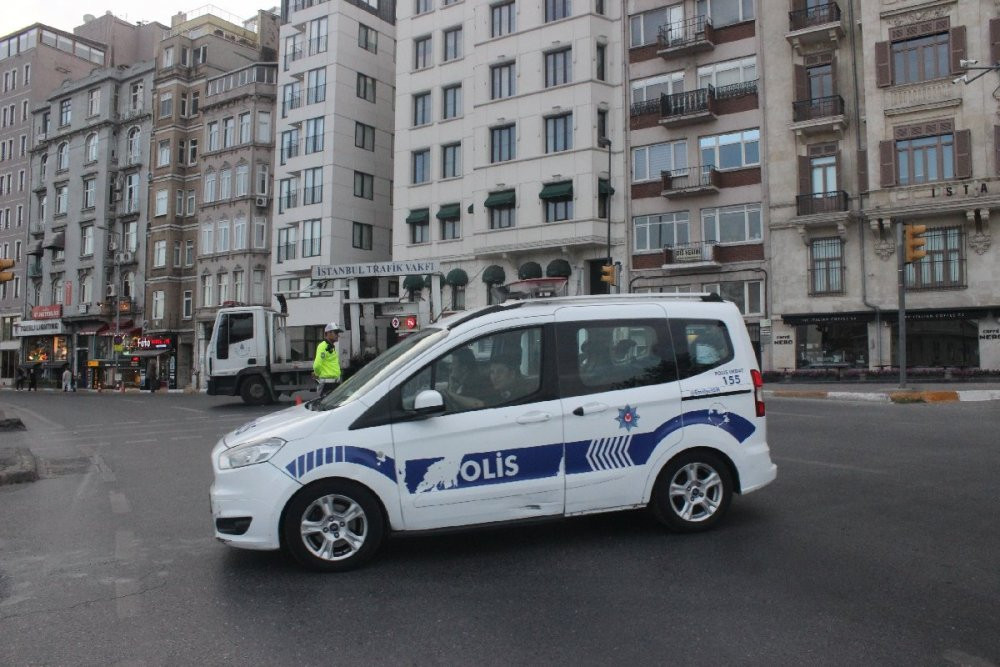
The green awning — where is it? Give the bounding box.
[402,275,425,292]
[518,262,543,280]
[546,259,572,278]
[482,265,506,285]
[539,181,573,200]
[405,208,429,224]
[598,178,615,196]
[445,268,469,286]
[484,190,515,208]
[437,203,461,220]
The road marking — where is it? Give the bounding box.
[115,530,137,561]
[90,453,117,483]
[772,455,887,475]
[109,491,131,514]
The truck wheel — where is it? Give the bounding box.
[240,376,272,405]
[650,450,733,533]
[282,479,385,572]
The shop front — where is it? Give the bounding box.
[15,306,70,387]
[888,308,988,368]
[780,312,873,370]
[130,335,178,390]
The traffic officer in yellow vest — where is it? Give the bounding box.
[313,321,343,397]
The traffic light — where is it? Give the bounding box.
[0,258,14,283]
[904,224,928,264]
[600,263,616,286]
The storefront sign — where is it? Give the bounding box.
[930,182,988,197]
[773,334,794,346]
[87,360,100,367]
[673,247,703,262]
[31,305,62,320]
[14,320,65,336]
[312,260,440,280]
[380,303,419,316]
[136,336,174,350]
[981,328,1000,342]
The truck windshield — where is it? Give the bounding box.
[310,328,446,411]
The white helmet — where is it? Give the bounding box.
[324,322,343,333]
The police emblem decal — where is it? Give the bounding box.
[616,405,640,432]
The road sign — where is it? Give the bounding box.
[390,317,400,329]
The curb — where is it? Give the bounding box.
[0,447,39,486]
[767,389,1000,403]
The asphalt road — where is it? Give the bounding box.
[0,391,998,666]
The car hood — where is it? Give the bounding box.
[223,404,330,447]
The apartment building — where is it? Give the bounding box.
[0,24,112,386]
[27,59,161,388]
[193,62,278,389]
[626,0,765,361]
[271,0,397,363]
[144,9,278,390]
[764,0,1000,371]
[392,0,626,312]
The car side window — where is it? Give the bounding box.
[670,319,735,379]
[555,319,677,398]
[398,326,544,413]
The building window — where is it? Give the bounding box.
[442,143,461,178]
[545,113,573,153]
[302,219,321,257]
[630,6,680,47]
[234,216,247,250]
[201,276,213,308]
[359,24,378,53]
[253,218,266,249]
[487,191,516,229]
[182,291,192,318]
[810,154,837,195]
[83,177,96,209]
[544,198,573,222]
[896,134,954,185]
[57,142,69,170]
[257,111,271,143]
[410,217,429,244]
[185,239,195,264]
[702,280,762,315]
[808,237,844,295]
[59,99,71,126]
[697,56,756,89]
[634,212,690,251]
[442,84,462,119]
[632,140,687,182]
[892,32,949,85]
[204,170,216,203]
[443,27,462,62]
[207,121,219,151]
[217,273,230,305]
[355,122,375,151]
[157,140,171,167]
[201,223,214,255]
[700,129,760,169]
[357,73,376,102]
[159,92,173,119]
[414,36,432,70]
[153,240,167,267]
[354,171,374,199]
[155,189,171,217]
[152,291,165,319]
[236,163,249,197]
[412,149,431,184]
[303,167,323,205]
[905,227,964,290]
[413,92,431,126]
[88,88,100,116]
[277,226,297,263]
[55,184,68,215]
[308,16,328,55]
[701,203,762,243]
[223,117,235,147]
[492,2,515,37]
[239,112,251,143]
[415,0,432,14]
[597,109,608,142]
[596,43,606,81]
[490,62,515,99]
[252,269,265,303]
[220,168,232,199]
[81,225,94,256]
[217,220,230,252]
[490,124,516,163]
[352,221,373,250]
[545,48,572,87]
[305,117,324,153]
[85,133,98,162]
[307,67,326,104]
[696,0,754,28]
[233,271,245,303]
[545,0,571,22]
[440,209,460,239]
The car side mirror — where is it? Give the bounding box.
[412,389,445,416]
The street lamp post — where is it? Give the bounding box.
[598,137,613,291]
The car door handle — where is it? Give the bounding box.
[516,411,552,424]
[573,402,609,416]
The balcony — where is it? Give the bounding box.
[796,191,849,216]
[661,166,720,198]
[663,241,720,269]
[790,95,846,136]
[786,2,844,53]
[657,16,714,57]
[29,223,45,236]
[660,87,716,126]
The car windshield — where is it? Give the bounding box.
[309,328,446,411]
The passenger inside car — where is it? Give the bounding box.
[487,352,536,404]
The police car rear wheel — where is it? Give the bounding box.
[283,480,384,571]
[651,451,732,532]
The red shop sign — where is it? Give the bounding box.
[31,305,63,320]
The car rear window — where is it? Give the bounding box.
[670,319,735,379]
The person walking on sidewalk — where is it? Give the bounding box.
[61,367,72,392]
[28,367,37,391]
[15,367,25,391]
[313,322,343,398]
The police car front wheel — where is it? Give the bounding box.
[651,451,733,532]
[283,480,385,571]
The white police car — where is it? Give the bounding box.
[211,294,776,571]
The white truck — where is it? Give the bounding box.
[206,305,316,405]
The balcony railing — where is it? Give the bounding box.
[664,241,718,264]
[283,47,303,71]
[306,84,326,104]
[796,191,849,216]
[661,86,714,119]
[279,193,299,212]
[657,15,714,54]
[661,166,720,195]
[793,95,845,122]
[307,37,327,56]
[789,2,841,31]
[282,94,302,117]
[280,141,301,165]
[630,98,660,117]
[807,266,846,296]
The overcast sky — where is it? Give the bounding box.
[1,2,257,37]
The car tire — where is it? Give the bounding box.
[650,450,733,533]
[282,479,385,572]
[240,376,272,405]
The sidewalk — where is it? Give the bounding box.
[765,381,1000,403]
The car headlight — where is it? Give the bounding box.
[218,437,286,470]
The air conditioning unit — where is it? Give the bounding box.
[106,284,117,298]
[114,251,134,264]
[79,303,90,314]
[254,196,269,208]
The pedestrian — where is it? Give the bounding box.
[28,367,37,391]
[313,321,343,398]
[15,366,25,390]
[62,366,72,392]
[148,362,159,393]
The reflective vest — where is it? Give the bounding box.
[313,341,341,381]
